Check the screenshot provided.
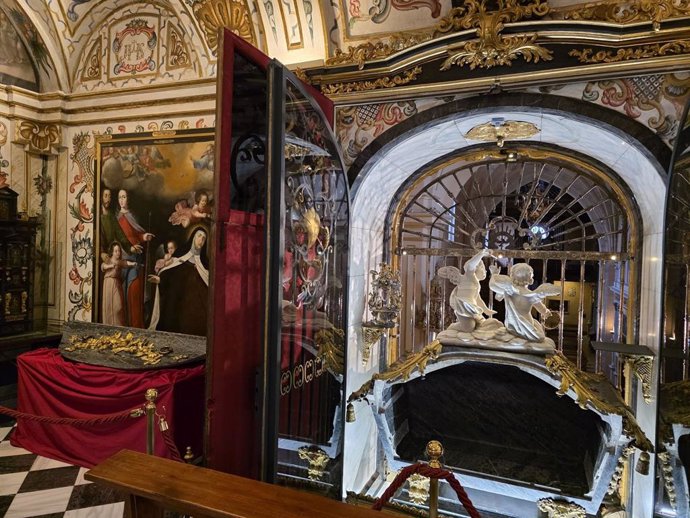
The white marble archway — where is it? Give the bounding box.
[344,104,666,518]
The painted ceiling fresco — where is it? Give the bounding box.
[0,4,44,91]
[9,0,644,94]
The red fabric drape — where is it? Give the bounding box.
[11,348,204,468]
[206,210,264,476]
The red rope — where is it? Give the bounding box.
[160,425,183,462]
[0,404,142,426]
[372,463,481,518]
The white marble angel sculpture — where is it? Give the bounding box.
[488,262,561,342]
[438,249,495,332]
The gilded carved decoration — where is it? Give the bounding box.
[348,340,442,408]
[556,0,690,30]
[624,354,654,403]
[167,25,191,70]
[537,498,586,518]
[438,0,552,70]
[327,0,551,71]
[545,352,653,452]
[326,34,432,70]
[570,41,690,64]
[606,445,634,499]
[297,446,330,481]
[314,327,345,375]
[464,120,540,147]
[407,473,430,504]
[80,39,102,82]
[657,451,678,509]
[322,66,423,95]
[15,121,61,155]
[188,0,256,55]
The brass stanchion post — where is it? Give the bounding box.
[426,440,443,518]
[145,388,158,455]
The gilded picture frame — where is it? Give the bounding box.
[93,128,215,337]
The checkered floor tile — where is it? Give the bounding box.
[0,425,125,518]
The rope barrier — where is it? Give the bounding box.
[0,404,143,426]
[372,462,481,518]
[0,400,185,463]
[160,425,183,462]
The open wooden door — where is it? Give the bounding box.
[207,30,349,499]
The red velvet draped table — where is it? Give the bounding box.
[11,348,204,468]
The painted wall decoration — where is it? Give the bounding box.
[339,0,451,39]
[335,73,690,169]
[93,129,214,337]
[66,0,98,22]
[335,98,444,166]
[109,17,159,79]
[0,9,38,90]
[532,73,690,144]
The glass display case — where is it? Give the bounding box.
[207,30,349,498]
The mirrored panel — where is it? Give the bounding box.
[657,105,690,517]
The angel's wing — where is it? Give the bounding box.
[437,266,462,285]
[489,274,517,296]
[535,283,562,298]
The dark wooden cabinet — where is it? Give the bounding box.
[0,187,38,336]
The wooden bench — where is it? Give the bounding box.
[86,449,387,518]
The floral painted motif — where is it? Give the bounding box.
[69,132,94,193]
[336,100,432,166]
[580,74,690,141]
[32,166,53,211]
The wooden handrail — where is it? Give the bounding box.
[86,449,385,518]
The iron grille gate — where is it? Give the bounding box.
[387,149,640,387]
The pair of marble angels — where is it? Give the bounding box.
[437,249,562,353]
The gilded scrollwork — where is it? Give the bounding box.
[322,66,423,95]
[188,0,256,55]
[348,340,443,405]
[537,498,586,518]
[16,121,61,155]
[438,0,552,70]
[326,34,431,70]
[297,446,330,480]
[556,0,690,30]
[328,0,551,71]
[545,352,653,452]
[570,41,690,64]
[361,326,384,365]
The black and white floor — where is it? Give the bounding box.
[0,425,125,517]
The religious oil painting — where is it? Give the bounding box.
[94,129,215,337]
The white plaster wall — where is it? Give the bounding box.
[344,107,666,517]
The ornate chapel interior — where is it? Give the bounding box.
[2,1,690,518]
